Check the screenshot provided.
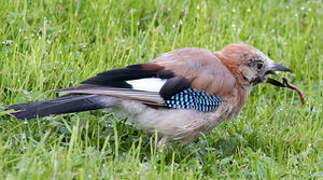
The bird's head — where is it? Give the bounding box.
[215,43,291,90]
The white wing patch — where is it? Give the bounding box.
[126,78,167,92]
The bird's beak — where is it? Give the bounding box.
[271,63,291,72]
[265,63,291,87]
[265,63,291,75]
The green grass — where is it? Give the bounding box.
[0,0,322,179]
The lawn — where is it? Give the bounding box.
[0,0,322,179]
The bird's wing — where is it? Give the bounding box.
[55,85,165,106]
[56,48,236,111]
[55,63,172,107]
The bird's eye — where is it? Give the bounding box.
[256,63,263,70]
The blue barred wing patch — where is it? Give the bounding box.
[164,88,223,112]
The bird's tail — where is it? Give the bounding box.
[6,94,119,120]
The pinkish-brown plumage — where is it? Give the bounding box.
[6,43,291,147]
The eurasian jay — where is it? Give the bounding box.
[6,43,291,147]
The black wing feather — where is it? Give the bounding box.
[159,77,191,99]
[81,64,174,87]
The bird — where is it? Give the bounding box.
[6,43,291,148]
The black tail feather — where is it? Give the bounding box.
[6,94,118,120]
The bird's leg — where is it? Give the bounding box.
[157,136,169,153]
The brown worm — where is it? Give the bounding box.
[267,77,305,107]
[282,77,305,107]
